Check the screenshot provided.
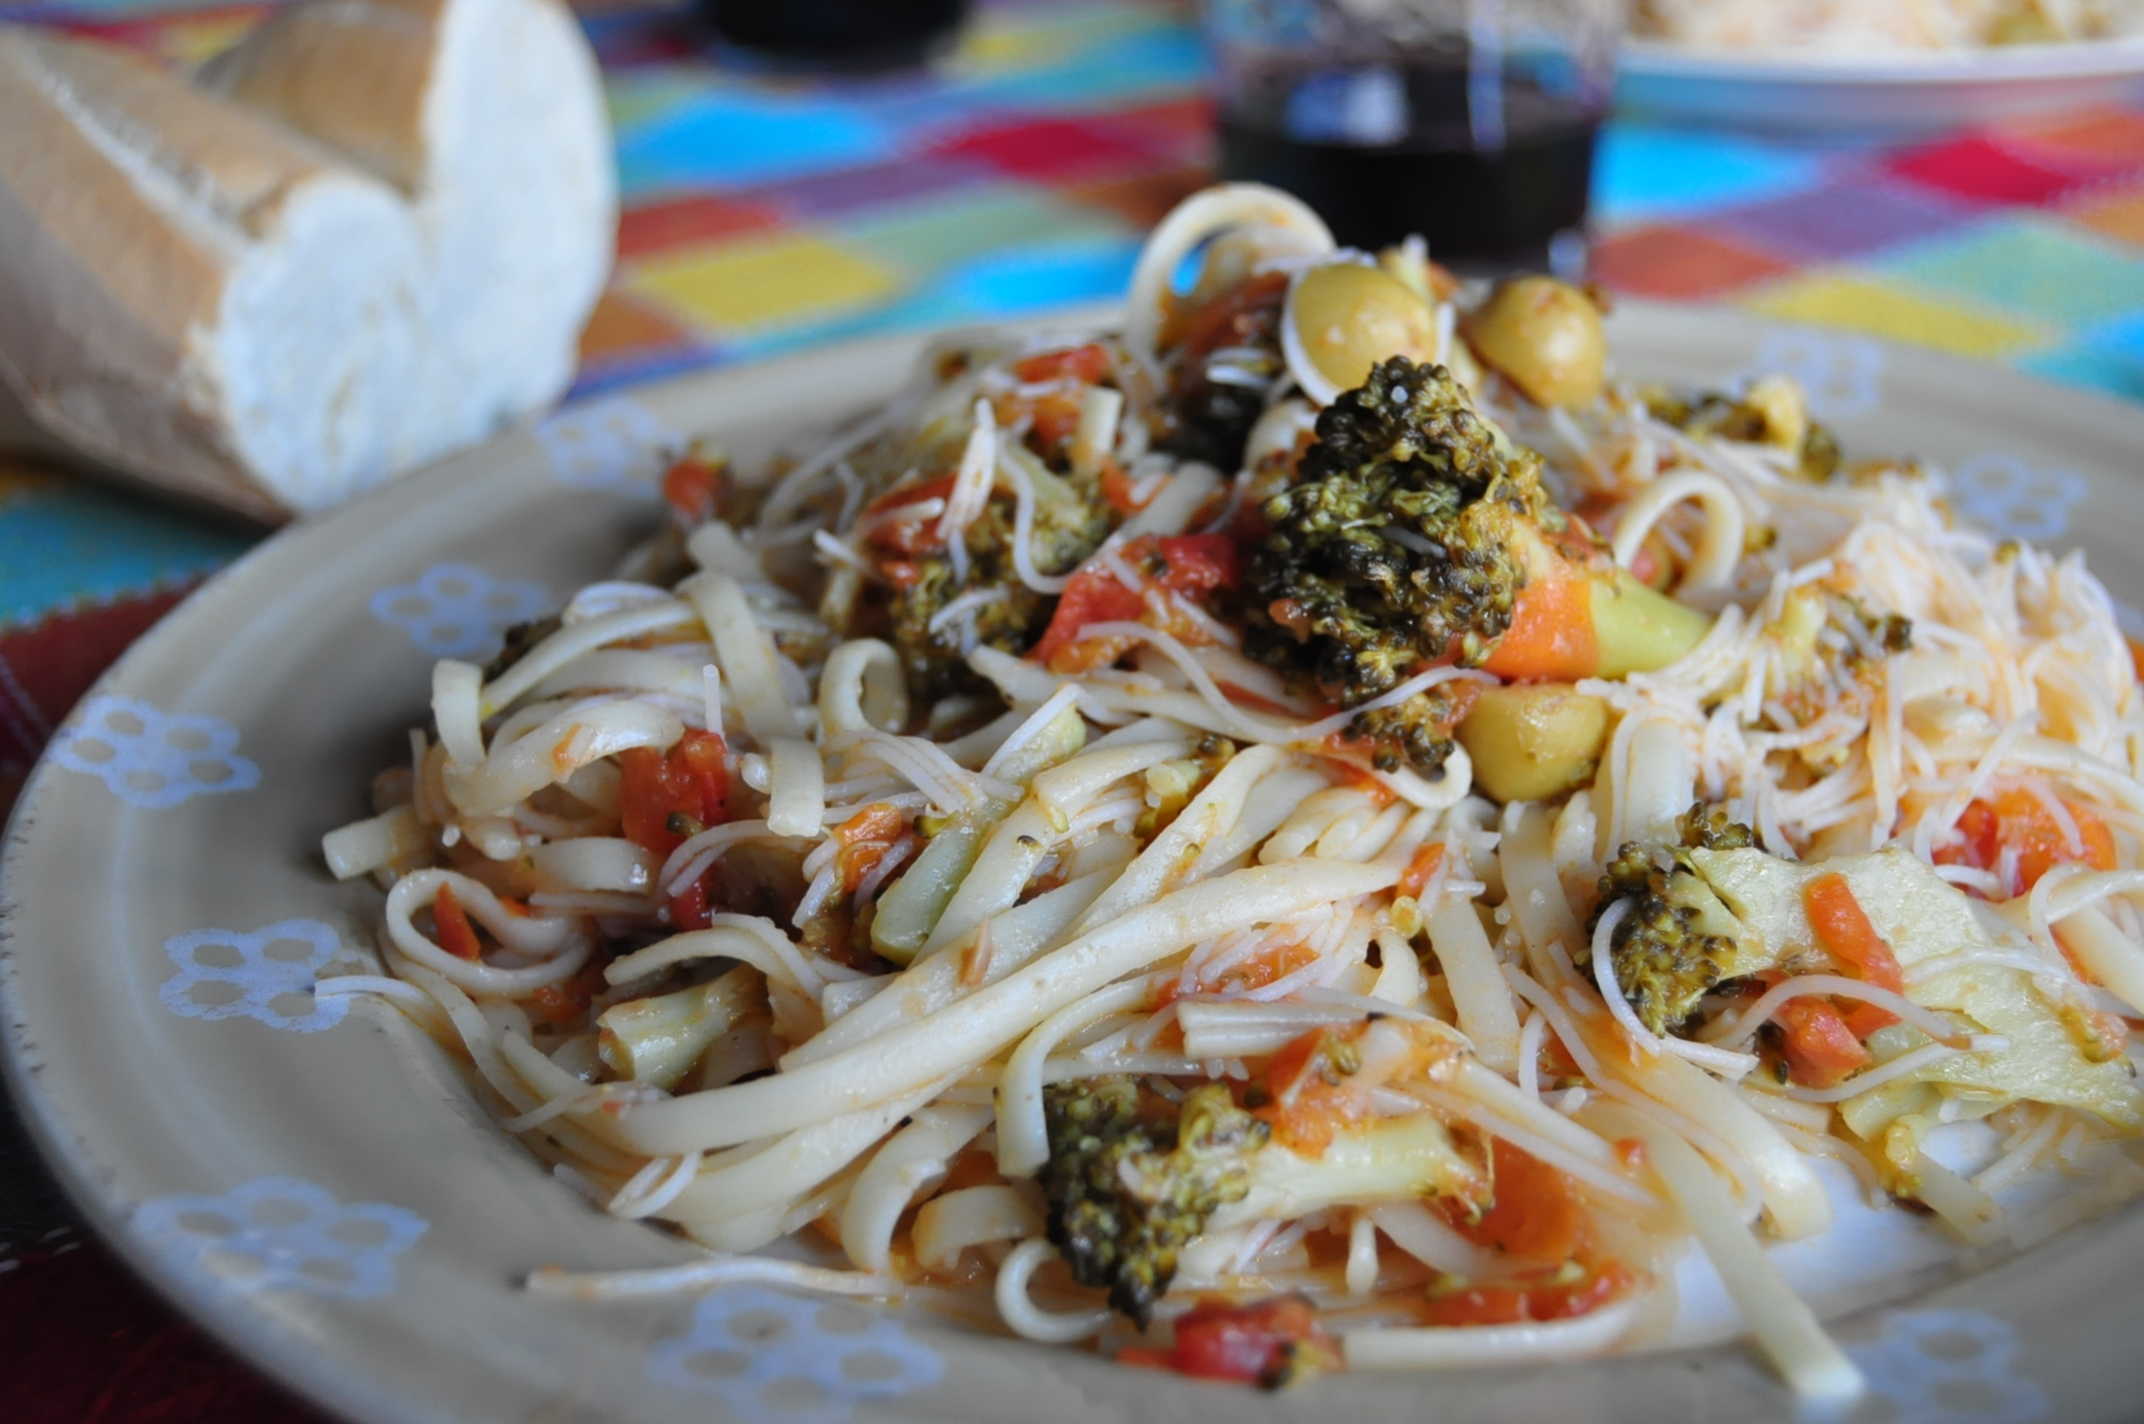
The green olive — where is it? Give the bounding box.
[1461,276,1607,409]
[1456,683,1611,803]
[1285,262,1440,401]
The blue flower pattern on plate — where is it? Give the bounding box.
[158,919,348,1033]
[48,696,260,809]
[136,1178,427,1302]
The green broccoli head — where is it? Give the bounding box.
[1762,587,1913,722]
[1344,679,1489,777]
[1585,806,1766,1036]
[1037,1077,1268,1326]
[883,482,1109,700]
[1679,802,1759,852]
[1243,357,1560,775]
[1643,382,1841,483]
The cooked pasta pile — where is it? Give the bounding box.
[1633,0,2144,51]
[323,183,2144,1398]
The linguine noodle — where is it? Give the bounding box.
[324,184,2144,1401]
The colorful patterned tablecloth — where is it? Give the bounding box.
[3,0,2144,1415]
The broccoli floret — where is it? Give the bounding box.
[1242,357,1559,774]
[1679,802,1759,852]
[1644,378,1841,483]
[1762,587,1913,731]
[1040,1079,1265,1325]
[1346,680,1493,777]
[1243,357,1713,777]
[882,483,1109,700]
[1584,807,1775,1036]
[1038,1075,1481,1325]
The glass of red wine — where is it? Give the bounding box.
[1210,0,1616,275]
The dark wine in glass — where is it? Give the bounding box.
[1211,5,1613,273]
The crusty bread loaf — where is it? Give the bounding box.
[202,0,616,475]
[0,28,428,519]
[0,0,613,519]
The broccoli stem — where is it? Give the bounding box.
[1039,1078,1485,1324]
[870,705,1086,963]
[1589,570,1713,678]
[1219,1111,1479,1227]
[1481,528,1712,684]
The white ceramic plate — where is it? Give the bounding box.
[5,304,2144,1423]
[1617,36,2144,133]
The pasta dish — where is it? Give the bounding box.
[322,183,2144,1397]
[1632,0,2144,52]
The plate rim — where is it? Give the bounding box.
[6,301,2144,1422]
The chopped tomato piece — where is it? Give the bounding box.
[524,959,609,1027]
[1262,1027,1331,1103]
[1160,532,1241,590]
[1256,1027,1363,1156]
[1213,941,1316,996]
[1100,460,1152,514]
[1011,342,1112,385]
[1626,542,1665,589]
[997,346,1109,451]
[1480,572,1597,682]
[667,875,713,933]
[861,473,960,558]
[641,731,733,933]
[1538,1032,1580,1082]
[1031,570,1146,670]
[1776,997,1872,1089]
[1935,787,2115,897]
[1030,534,1243,671]
[1120,1294,1339,1388]
[1450,1139,1585,1266]
[617,750,675,852]
[433,884,481,960]
[1802,873,1905,1035]
[862,471,958,521]
[1839,1002,1898,1042]
[661,453,725,526]
[1396,843,1446,901]
[673,730,727,810]
[1164,271,1289,362]
[1419,1260,1633,1328]
[1027,391,1084,449]
[834,802,910,894]
[1322,756,1397,808]
[619,730,730,861]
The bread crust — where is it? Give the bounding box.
[0,0,614,520]
[196,0,450,194]
[0,28,380,519]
